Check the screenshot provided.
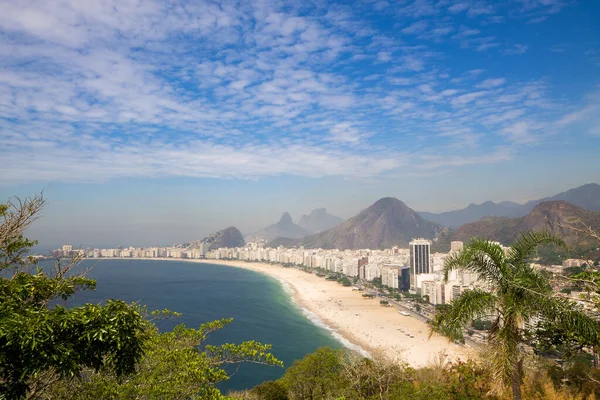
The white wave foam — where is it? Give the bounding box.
[274,277,371,358]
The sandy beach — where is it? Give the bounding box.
[176,258,472,368]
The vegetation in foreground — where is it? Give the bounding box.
[231,346,600,400]
[0,195,281,400]
[431,233,600,400]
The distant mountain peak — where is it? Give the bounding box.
[247,212,311,242]
[372,197,403,207]
[530,200,581,214]
[572,183,599,190]
[279,212,293,225]
[282,197,445,250]
[298,208,344,234]
[195,226,245,250]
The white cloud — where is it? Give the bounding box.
[476,78,506,88]
[448,3,470,13]
[0,0,593,185]
[451,91,489,106]
[502,44,528,55]
[401,20,429,35]
[501,121,538,144]
[377,51,393,62]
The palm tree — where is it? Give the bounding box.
[430,231,600,400]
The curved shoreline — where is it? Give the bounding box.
[267,274,371,358]
[96,257,471,367]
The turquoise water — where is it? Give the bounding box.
[64,259,341,392]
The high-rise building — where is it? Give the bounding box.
[198,242,211,257]
[400,267,410,291]
[421,281,445,305]
[409,239,431,289]
[62,244,73,255]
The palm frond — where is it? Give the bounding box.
[507,231,566,265]
[444,238,507,285]
[534,296,600,346]
[430,288,498,340]
[507,264,553,301]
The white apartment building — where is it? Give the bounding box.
[432,253,447,272]
[450,241,464,253]
[421,280,445,305]
[381,266,400,289]
[364,263,381,281]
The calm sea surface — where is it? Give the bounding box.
[62,259,341,392]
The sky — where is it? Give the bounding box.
[0,0,599,249]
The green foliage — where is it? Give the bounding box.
[338,277,352,287]
[527,320,595,362]
[371,277,382,288]
[47,319,283,400]
[0,195,282,399]
[431,232,600,400]
[242,346,600,400]
[251,380,289,400]
[472,318,493,331]
[403,292,426,304]
[546,356,600,398]
[536,244,569,266]
[280,347,345,400]
[0,195,148,399]
[565,266,585,276]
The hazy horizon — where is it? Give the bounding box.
[1,0,599,248]
[14,180,598,251]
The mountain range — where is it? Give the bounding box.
[269,198,446,250]
[245,212,312,242]
[434,201,600,253]
[419,183,600,228]
[298,208,344,233]
[199,183,600,253]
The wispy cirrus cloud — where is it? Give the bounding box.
[0,0,596,186]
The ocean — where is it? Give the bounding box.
[62,259,342,392]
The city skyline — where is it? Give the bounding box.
[1,0,599,248]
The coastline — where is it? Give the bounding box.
[98,257,472,367]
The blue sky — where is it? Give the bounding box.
[1,0,599,248]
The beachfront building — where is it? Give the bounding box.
[432,253,447,272]
[381,266,399,289]
[421,280,446,305]
[450,241,464,253]
[80,237,492,306]
[409,239,431,290]
[364,263,381,281]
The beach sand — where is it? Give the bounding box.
[182,259,473,368]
